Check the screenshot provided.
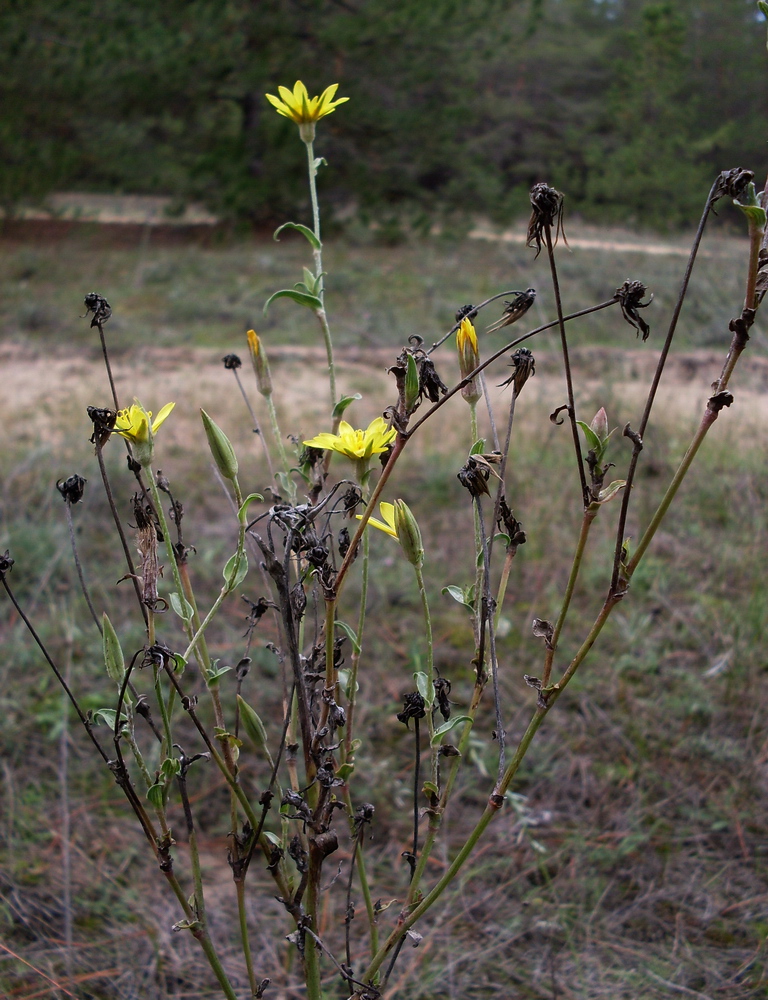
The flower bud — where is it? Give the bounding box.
[247,329,273,396]
[200,409,239,481]
[590,407,608,443]
[394,499,424,568]
[456,317,481,404]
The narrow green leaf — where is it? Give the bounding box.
[238,492,263,522]
[469,438,486,455]
[263,288,322,314]
[335,763,355,781]
[273,221,321,250]
[576,420,601,454]
[431,715,473,745]
[332,393,362,420]
[335,620,361,654]
[102,613,125,689]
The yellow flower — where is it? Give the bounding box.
[304,417,395,461]
[361,502,398,538]
[114,399,175,466]
[265,81,349,125]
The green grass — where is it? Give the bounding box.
[2,223,768,999]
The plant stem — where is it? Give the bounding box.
[232,367,275,481]
[541,506,597,687]
[609,180,718,593]
[146,467,195,646]
[266,394,291,474]
[344,526,369,761]
[304,136,337,407]
[63,501,102,633]
[544,223,588,507]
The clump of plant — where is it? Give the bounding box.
[2,73,766,1000]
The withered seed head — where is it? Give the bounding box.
[457,456,491,498]
[527,182,566,258]
[615,279,653,341]
[83,292,112,327]
[0,550,14,576]
[498,347,536,395]
[221,353,242,370]
[455,304,478,323]
[418,357,448,403]
[87,405,117,447]
[713,168,754,203]
[397,691,426,727]
[56,474,86,504]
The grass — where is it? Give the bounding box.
[1,221,768,999]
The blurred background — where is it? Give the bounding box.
[2,0,767,231]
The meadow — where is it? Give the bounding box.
[2,217,768,999]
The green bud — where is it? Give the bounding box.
[200,409,239,481]
[394,499,424,568]
[237,695,268,748]
[405,353,420,413]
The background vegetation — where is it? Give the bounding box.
[2,0,767,228]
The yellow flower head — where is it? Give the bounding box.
[265,81,349,125]
[303,417,395,461]
[114,399,175,466]
[456,317,478,361]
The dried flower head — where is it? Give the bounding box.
[527,182,566,258]
[56,474,87,505]
[221,353,242,370]
[83,292,112,328]
[498,347,536,395]
[615,279,653,341]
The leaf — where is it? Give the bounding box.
[734,182,767,228]
[413,670,433,705]
[102,613,125,689]
[207,664,232,685]
[596,479,627,504]
[422,780,439,797]
[313,157,328,170]
[332,393,362,420]
[264,830,282,847]
[469,438,486,455]
[161,756,181,779]
[335,763,355,781]
[431,715,473,745]
[222,551,248,591]
[93,708,127,731]
[238,492,263,522]
[172,653,187,674]
[272,221,321,250]
[169,591,194,621]
[263,288,323,315]
[576,420,601,454]
[442,585,474,610]
[334,620,361,654]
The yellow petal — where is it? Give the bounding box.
[303,432,341,451]
[151,402,175,433]
[379,502,396,531]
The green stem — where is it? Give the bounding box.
[494,548,516,631]
[469,402,484,650]
[627,408,717,578]
[181,477,246,667]
[304,137,336,407]
[266,394,291,475]
[236,880,258,998]
[541,506,597,687]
